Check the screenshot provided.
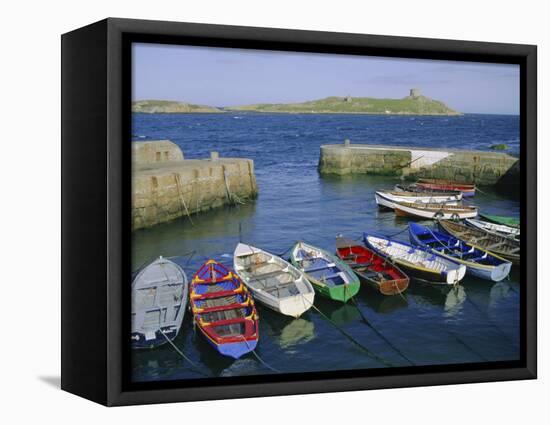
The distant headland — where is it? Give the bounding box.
[132,89,461,116]
[132,100,223,114]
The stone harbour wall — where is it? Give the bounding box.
[133,141,258,231]
[318,142,519,186]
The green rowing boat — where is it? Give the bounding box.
[289,241,360,303]
[479,213,520,228]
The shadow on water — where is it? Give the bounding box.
[361,290,409,315]
[132,202,257,270]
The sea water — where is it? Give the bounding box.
[131,113,520,382]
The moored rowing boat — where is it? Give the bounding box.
[131,256,188,349]
[415,179,476,197]
[438,219,520,265]
[394,184,463,198]
[190,260,259,359]
[408,222,511,281]
[233,243,315,318]
[479,213,520,228]
[465,218,520,240]
[290,241,360,303]
[375,190,461,210]
[393,201,478,220]
[336,236,409,295]
[363,233,466,285]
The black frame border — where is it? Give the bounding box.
[67,18,537,406]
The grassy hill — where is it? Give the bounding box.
[227,94,461,115]
[132,100,223,114]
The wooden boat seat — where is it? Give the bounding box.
[265,281,298,294]
[250,269,286,281]
[342,254,359,261]
[245,261,271,271]
[485,242,505,250]
[350,261,373,269]
[305,262,335,273]
[322,272,342,281]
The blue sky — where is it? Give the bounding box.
[132,43,520,115]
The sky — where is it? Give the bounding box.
[132,43,520,115]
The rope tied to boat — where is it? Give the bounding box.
[159,330,210,378]
[238,335,281,373]
[384,227,409,238]
[300,295,395,368]
[349,297,415,366]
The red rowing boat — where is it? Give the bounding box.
[335,236,409,296]
[415,179,476,197]
[190,260,259,359]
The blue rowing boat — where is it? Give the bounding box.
[408,222,512,282]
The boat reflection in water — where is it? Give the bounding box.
[361,290,409,314]
[277,318,315,349]
[407,283,467,318]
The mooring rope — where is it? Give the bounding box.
[301,296,395,368]
[463,296,518,347]
[384,227,409,238]
[407,292,489,362]
[445,327,489,362]
[174,173,195,226]
[239,336,281,373]
[159,331,210,377]
[273,245,293,258]
[349,297,415,366]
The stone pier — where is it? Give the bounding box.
[318,142,519,186]
[133,140,258,230]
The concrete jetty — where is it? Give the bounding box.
[318,141,519,186]
[133,140,258,230]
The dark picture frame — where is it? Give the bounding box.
[61,17,537,406]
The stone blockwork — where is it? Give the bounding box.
[319,143,519,186]
[132,140,184,164]
[133,141,258,230]
[319,144,411,176]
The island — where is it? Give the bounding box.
[132,100,223,114]
[132,89,461,116]
[227,89,461,116]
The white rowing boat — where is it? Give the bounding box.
[375,190,460,210]
[363,233,466,285]
[393,200,478,220]
[465,218,520,240]
[233,243,315,318]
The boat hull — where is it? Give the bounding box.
[336,236,409,296]
[131,257,188,350]
[438,220,520,265]
[363,234,466,285]
[479,213,520,228]
[408,223,512,282]
[190,260,260,359]
[233,243,315,318]
[290,241,361,303]
[394,201,478,220]
[416,179,476,197]
[131,326,178,350]
[307,277,360,302]
[465,218,520,239]
[375,191,459,210]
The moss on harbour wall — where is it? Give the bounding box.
[318,142,519,186]
[132,141,258,231]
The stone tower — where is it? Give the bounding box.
[410,88,421,98]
